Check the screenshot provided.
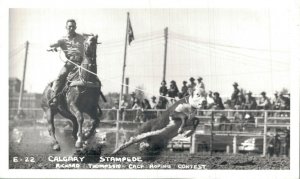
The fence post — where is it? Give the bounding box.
[233,135,237,154]
[255,117,258,128]
[190,133,196,154]
[263,111,268,157]
[226,145,230,154]
[115,109,120,149]
[210,111,214,156]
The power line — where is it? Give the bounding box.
[169,39,267,69]
[101,31,163,46]
[99,39,164,55]
[169,39,289,73]
[169,40,268,72]
[169,30,289,53]
[170,37,289,67]
[131,69,289,78]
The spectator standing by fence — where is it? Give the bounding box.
[274,131,281,157]
[150,96,157,109]
[181,81,189,98]
[156,96,168,109]
[207,91,215,109]
[231,82,240,107]
[272,92,281,110]
[132,98,143,122]
[234,93,245,110]
[267,130,281,157]
[195,77,206,97]
[120,96,130,121]
[283,128,290,157]
[142,99,152,110]
[188,77,196,94]
[129,92,137,108]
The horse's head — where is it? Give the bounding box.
[84,34,99,59]
[188,90,207,109]
[81,34,100,79]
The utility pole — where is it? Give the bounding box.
[162,27,168,81]
[16,41,29,119]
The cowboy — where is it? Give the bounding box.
[170,91,207,135]
[48,19,85,107]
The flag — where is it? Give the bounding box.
[128,16,134,45]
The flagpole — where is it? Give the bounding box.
[119,12,129,111]
[116,12,130,148]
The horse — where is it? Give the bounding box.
[41,34,103,151]
[111,91,206,159]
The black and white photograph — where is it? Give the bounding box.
[2,1,300,178]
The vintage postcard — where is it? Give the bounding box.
[2,2,300,179]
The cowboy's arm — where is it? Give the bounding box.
[48,39,63,51]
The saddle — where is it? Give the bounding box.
[66,67,101,88]
[48,65,106,108]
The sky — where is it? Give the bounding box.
[9,8,292,98]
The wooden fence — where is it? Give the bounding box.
[9,108,290,156]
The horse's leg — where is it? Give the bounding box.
[69,117,78,140]
[184,118,200,137]
[45,109,60,151]
[84,108,100,139]
[69,103,84,148]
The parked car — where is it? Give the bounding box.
[238,137,263,153]
[167,134,191,151]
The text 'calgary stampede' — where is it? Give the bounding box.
[47,156,206,169]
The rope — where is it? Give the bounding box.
[56,49,176,101]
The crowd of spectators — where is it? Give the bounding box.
[114,76,290,113]
[156,76,290,111]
